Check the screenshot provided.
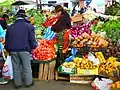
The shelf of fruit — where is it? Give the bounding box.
[58,51,120,76]
[91,19,120,43]
[72,32,108,50]
[111,81,120,89]
[70,22,91,38]
[32,39,57,61]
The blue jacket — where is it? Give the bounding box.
[5,19,38,52]
[0,25,6,51]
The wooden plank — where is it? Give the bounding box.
[55,71,58,80]
[70,80,91,84]
[43,63,49,80]
[38,64,44,80]
[70,74,94,84]
[48,61,53,80]
[51,60,56,80]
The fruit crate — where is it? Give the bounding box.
[70,74,95,84]
[32,59,56,80]
[76,67,99,75]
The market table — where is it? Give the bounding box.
[31,59,56,80]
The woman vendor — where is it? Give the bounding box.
[51,5,71,66]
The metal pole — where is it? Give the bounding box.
[39,0,42,9]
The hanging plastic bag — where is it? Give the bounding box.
[65,47,78,62]
[2,55,13,80]
[43,26,56,40]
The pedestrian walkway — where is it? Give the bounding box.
[0,80,93,90]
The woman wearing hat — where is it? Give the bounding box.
[5,9,37,89]
[51,5,71,67]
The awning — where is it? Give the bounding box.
[11,1,37,6]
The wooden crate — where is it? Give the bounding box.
[55,71,70,81]
[70,74,95,84]
[32,59,56,80]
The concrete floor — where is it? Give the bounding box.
[0,80,93,90]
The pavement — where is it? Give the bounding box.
[0,80,93,90]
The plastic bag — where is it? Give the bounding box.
[2,55,13,79]
[88,52,100,65]
[91,77,113,90]
[65,47,78,62]
[43,26,56,40]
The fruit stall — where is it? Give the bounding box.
[14,8,120,89]
[55,9,120,90]
[1,1,120,89]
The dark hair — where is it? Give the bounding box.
[55,5,64,13]
[2,14,9,19]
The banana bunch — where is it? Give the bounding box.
[95,52,106,63]
[99,57,120,76]
[73,57,97,69]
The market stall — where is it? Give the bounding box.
[0,0,120,89]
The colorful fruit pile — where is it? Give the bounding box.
[91,19,120,43]
[62,57,97,69]
[72,32,108,49]
[99,57,120,76]
[104,39,120,58]
[32,39,56,60]
[73,57,97,69]
[29,17,35,25]
[27,9,45,26]
[111,81,120,89]
[95,52,106,63]
[70,22,91,38]
[42,16,59,28]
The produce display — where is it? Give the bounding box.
[32,39,56,60]
[105,2,120,16]
[112,81,120,89]
[72,32,108,49]
[73,57,97,69]
[42,15,59,28]
[62,57,97,69]
[70,22,91,38]
[27,9,45,26]
[59,54,99,75]
[95,52,106,63]
[99,57,120,76]
[91,19,120,42]
[104,40,120,58]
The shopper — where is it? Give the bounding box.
[5,9,37,89]
[0,14,9,30]
[0,25,7,85]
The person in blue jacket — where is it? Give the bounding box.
[5,9,38,89]
[0,25,7,85]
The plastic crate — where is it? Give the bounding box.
[76,67,98,75]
